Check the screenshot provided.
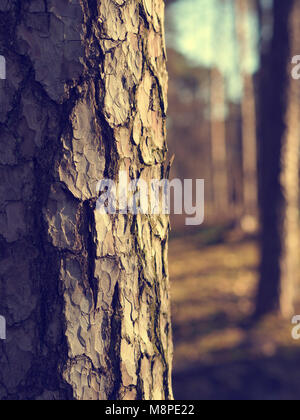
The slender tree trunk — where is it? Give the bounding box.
[279,1,300,317]
[210,67,229,218]
[235,0,258,230]
[0,0,173,400]
[256,0,299,318]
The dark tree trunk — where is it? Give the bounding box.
[256,0,299,318]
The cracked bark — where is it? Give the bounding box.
[0,0,173,400]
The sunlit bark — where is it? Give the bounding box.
[0,0,173,400]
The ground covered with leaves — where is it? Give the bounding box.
[169,229,300,400]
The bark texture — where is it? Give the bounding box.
[0,0,173,400]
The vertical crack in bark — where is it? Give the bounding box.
[83,199,98,309]
[138,2,150,30]
[108,281,122,400]
[97,110,120,180]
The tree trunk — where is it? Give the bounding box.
[256,0,299,318]
[0,0,173,400]
[210,67,229,218]
[235,0,258,231]
[279,1,300,317]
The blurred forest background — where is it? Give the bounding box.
[165,0,300,400]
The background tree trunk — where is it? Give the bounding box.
[256,0,299,318]
[235,0,258,230]
[0,0,173,400]
[279,0,300,317]
[210,67,229,218]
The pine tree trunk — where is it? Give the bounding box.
[256,0,299,318]
[279,1,300,317]
[235,0,258,230]
[0,0,173,400]
[210,67,229,218]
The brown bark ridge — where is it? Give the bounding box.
[256,0,299,318]
[0,0,173,400]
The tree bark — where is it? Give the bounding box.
[256,0,299,318]
[0,0,173,400]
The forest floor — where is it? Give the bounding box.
[169,227,300,400]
